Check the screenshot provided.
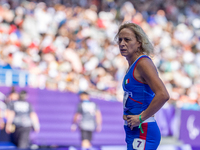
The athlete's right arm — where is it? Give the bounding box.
[71,113,81,131]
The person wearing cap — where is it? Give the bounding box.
[0,93,8,142]
[5,90,40,149]
[71,91,102,150]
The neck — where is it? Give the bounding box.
[127,54,144,67]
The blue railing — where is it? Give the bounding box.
[0,68,29,87]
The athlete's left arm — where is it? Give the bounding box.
[96,109,102,132]
[127,58,169,129]
[30,112,40,132]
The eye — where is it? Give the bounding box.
[118,38,122,43]
[124,38,130,42]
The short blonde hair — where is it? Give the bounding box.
[115,22,154,56]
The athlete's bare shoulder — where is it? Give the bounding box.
[137,57,156,71]
[136,56,158,81]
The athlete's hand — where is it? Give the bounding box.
[127,115,140,130]
[34,126,40,133]
[71,124,77,131]
[0,121,5,130]
[5,124,12,134]
[96,124,102,132]
[123,115,128,120]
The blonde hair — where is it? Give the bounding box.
[115,22,154,56]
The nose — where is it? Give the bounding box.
[119,39,125,48]
[119,39,124,45]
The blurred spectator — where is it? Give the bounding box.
[0,92,6,129]
[0,92,8,141]
[71,91,102,150]
[0,0,200,109]
[5,90,40,149]
[5,87,19,105]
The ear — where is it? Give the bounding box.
[137,41,141,48]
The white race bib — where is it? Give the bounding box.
[123,91,129,109]
[132,138,146,150]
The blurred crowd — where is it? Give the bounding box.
[0,0,200,110]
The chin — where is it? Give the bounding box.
[121,53,128,57]
[120,52,127,56]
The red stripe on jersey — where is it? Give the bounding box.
[128,96,143,104]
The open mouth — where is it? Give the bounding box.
[120,49,126,52]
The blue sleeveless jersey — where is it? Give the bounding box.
[123,55,155,116]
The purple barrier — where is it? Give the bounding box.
[179,110,200,146]
[0,86,126,146]
[155,105,177,136]
[0,86,183,146]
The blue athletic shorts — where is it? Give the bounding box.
[124,122,161,150]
